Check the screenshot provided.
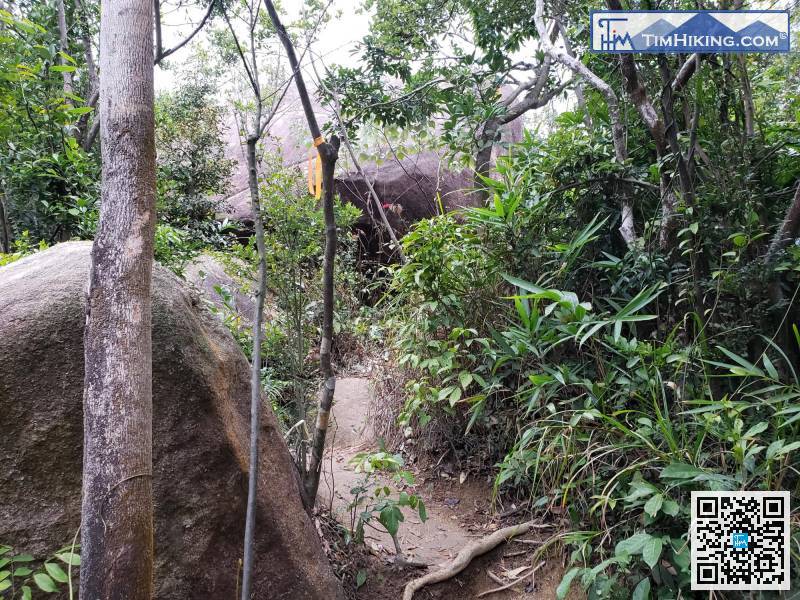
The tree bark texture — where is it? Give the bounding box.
[240,135,268,600]
[738,55,756,138]
[80,0,156,597]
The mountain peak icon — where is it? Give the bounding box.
[671,13,735,37]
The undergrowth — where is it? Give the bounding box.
[379,127,800,598]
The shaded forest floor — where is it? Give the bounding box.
[316,376,579,599]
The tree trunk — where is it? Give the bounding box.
[305,136,340,503]
[766,182,800,265]
[56,0,74,99]
[738,55,756,138]
[240,135,268,600]
[262,0,340,506]
[474,119,499,201]
[658,56,708,322]
[79,0,156,597]
[0,188,11,253]
[534,0,635,245]
[556,20,591,130]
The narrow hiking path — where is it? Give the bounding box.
[319,377,472,566]
[318,376,576,599]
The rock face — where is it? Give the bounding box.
[335,151,479,263]
[0,242,343,600]
[184,252,254,326]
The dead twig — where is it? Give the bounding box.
[477,561,545,597]
[402,521,540,600]
[486,570,505,586]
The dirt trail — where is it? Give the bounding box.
[319,377,574,600]
[319,377,472,566]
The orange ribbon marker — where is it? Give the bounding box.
[307,136,324,199]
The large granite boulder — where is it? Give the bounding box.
[0,242,343,600]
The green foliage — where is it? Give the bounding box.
[153,223,200,277]
[383,59,800,595]
[155,77,235,247]
[0,544,80,599]
[0,231,47,267]
[0,7,100,245]
[347,451,427,546]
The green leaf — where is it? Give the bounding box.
[715,346,765,377]
[356,569,367,588]
[418,500,428,522]
[44,562,68,583]
[13,567,33,577]
[50,65,76,73]
[22,585,32,600]
[743,421,768,439]
[660,463,705,480]
[774,441,800,456]
[12,554,34,563]
[556,567,581,600]
[67,106,94,116]
[632,577,650,600]
[459,371,473,390]
[0,570,9,582]
[54,552,80,566]
[0,579,11,593]
[732,234,747,247]
[0,558,9,569]
[378,506,403,537]
[643,537,663,569]
[644,494,664,517]
[661,499,680,516]
[615,532,652,556]
[33,572,58,592]
[762,354,779,380]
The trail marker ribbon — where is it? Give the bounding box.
[307,136,324,199]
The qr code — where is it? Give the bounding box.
[691,491,790,590]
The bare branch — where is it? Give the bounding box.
[155,0,215,64]
[672,53,700,92]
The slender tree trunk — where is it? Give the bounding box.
[474,119,499,201]
[240,135,267,600]
[80,0,156,596]
[305,137,340,503]
[0,188,11,253]
[534,0,635,245]
[738,55,756,138]
[317,76,405,261]
[556,20,591,130]
[657,56,691,252]
[658,56,708,323]
[263,0,340,506]
[56,0,74,99]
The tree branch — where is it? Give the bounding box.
[155,0,215,64]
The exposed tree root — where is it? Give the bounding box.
[401,521,538,600]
